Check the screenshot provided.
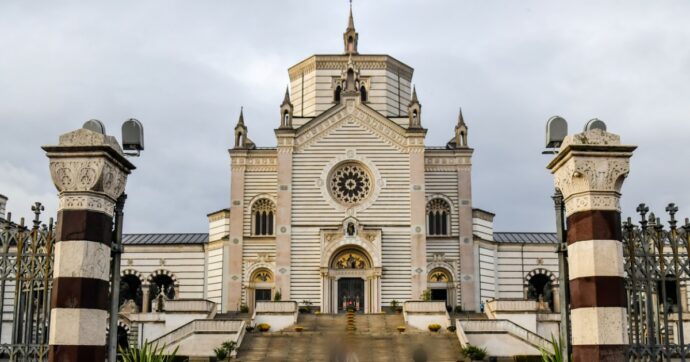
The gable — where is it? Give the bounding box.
[294,100,410,153]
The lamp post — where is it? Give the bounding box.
[552,189,570,361]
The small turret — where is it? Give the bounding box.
[343,4,359,54]
[279,86,293,129]
[447,107,469,149]
[455,107,468,148]
[234,107,255,149]
[408,87,422,128]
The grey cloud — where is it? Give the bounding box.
[1,1,688,233]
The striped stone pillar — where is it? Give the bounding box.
[547,129,636,362]
[44,127,135,361]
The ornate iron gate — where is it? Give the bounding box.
[0,203,54,361]
[624,203,689,361]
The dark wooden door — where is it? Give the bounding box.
[255,288,271,302]
[337,278,364,312]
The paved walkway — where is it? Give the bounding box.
[236,313,462,362]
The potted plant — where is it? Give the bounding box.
[294,326,304,332]
[447,325,456,332]
[461,344,488,361]
[213,347,228,361]
[454,305,463,314]
[428,323,441,332]
[397,325,406,333]
[245,324,255,333]
[258,323,271,332]
[222,341,237,357]
[240,304,249,313]
[273,290,282,301]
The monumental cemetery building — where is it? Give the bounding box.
[114,9,570,317]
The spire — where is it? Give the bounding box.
[281,86,291,106]
[346,2,355,31]
[233,106,254,149]
[235,106,245,129]
[453,106,469,148]
[343,2,359,54]
[410,86,419,105]
[407,86,422,128]
[279,85,294,129]
[457,107,466,126]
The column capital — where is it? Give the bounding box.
[43,128,135,216]
[547,129,636,217]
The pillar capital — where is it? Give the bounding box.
[43,128,135,217]
[547,129,636,217]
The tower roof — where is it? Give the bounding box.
[234,107,245,129]
[346,3,355,31]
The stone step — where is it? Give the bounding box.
[236,313,462,361]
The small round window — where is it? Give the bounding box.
[329,162,373,206]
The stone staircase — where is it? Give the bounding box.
[236,313,462,362]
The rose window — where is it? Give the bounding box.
[329,163,372,205]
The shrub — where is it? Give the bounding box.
[239,304,249,313]
[213,346,228,361]
[299,306,311,314]
[454,305,463,313]
[539,335,567,362]
[428,323,441,332]
[295,326,304,332]
[245,325,255,332]
[274,290,282,301]
[258,323,271,332]
[119,340,178,362]
[222,341,237,355]
[461,344,488,361]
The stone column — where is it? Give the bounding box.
[227,150,247,311]
[457,162,474,310]
[547,129,636,362]
[43,128,135,361]
[141,284,150,313]
[275,131,295,300]
[408,137,427,300]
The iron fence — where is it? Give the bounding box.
[624,203,690,361]
[0,203,54,361]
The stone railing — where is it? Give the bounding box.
[403,301,446,313]
[403,301,451,330]
[486,299,538,314]
[153,319,245,348]
[251,301,299,332]
[163,299,216,315]
[458,319,551,352]
[254,301,297,313]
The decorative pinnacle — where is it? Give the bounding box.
[457,107,466,126]
[411,86,419,103]
[31,202,44,229]
[636,203,649,224]
[238,107,244,125]
[281,86,291,106]
[666,203,678,227]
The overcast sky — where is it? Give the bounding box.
[1,1,689,233]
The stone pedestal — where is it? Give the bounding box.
[547,129,636,362]
[43,128,134,361]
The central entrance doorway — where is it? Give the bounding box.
[338,278,364,313]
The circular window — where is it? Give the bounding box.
[329,162,373,206]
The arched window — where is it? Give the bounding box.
[334,85,342,102]
[427,198,450,236]
[360,85,367,102]
[252,198,276,236]
[120,274,143,311]
[149,274,175,302]
[283,111,289,127]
